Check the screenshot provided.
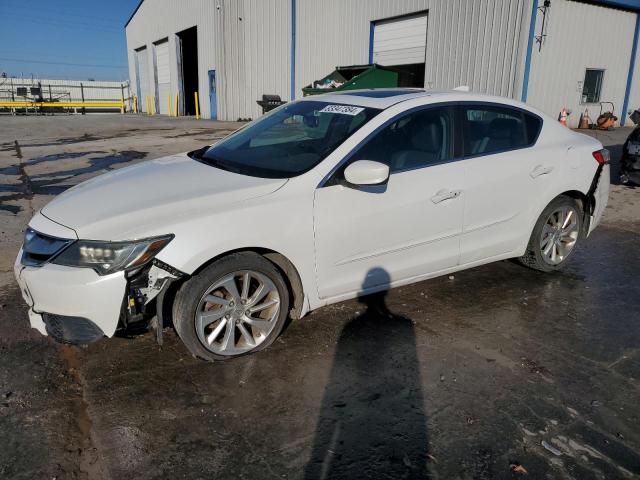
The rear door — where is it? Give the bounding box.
[458,103,547,264]
[313,105,464,299]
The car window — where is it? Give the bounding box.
[349,106,454,173]
[524,113,542,144]
[249,110,335,147]
[199,101,380,178]
[462,105,540,156]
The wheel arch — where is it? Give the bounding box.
[531,190,589,238]
[190,247,306,320]
[559,189,588,210]
[518,188,589,258]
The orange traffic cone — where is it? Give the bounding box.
[558,108,568,127]
[578,108,590,129]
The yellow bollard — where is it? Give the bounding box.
[194,92,200,120]
[133,96,138,114]
[167,95,172,116]
[120,93,125,114]
[175,94,179,117]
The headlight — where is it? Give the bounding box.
[52,235,173,275]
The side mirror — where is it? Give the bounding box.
[343,160,389,186]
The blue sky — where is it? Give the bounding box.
[0,0,139,81]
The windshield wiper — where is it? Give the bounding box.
[203,157,232,172]
[189,146,233,172]
[188,145,209,160]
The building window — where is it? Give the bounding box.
[582,69,604,103]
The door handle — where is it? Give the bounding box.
[431,189,461,204]
[530,165,554,178]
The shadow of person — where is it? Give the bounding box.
[304,267,430,480]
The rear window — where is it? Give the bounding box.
[462,105,541,157]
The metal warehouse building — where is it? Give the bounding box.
[126,0,640,127]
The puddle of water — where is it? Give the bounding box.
[29,150,147,182]
[26,151,107,167]
[17,133,103,148]
[0,151,107,176]
[0,204,21,214]
[0,184,22,193]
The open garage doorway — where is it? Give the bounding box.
[176,26,199,116]
[372,12,427,88]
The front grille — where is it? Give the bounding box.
[21,228,73,267]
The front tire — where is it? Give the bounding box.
[173,252,289,361]
[519,195,583,272]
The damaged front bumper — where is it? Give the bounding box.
[14,250,184,344]
[14,250,126,342]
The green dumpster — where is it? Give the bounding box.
[302,64,409,96]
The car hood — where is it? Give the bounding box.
[41,153,287,239]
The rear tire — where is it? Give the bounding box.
[519,195,583,272]
[173,252,289,361]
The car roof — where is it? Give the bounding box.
[298,88,436,109]
[297,88,538,113]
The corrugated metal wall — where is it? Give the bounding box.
[426,0,529,97]
[126,0,639,124]
[213,0,291,120]
[296,0,528,99]
[126,0,290,121]
[126,0,217,117]
[127,0,528,120]
[526,1,637,127]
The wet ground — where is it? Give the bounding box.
[0,115,639,479]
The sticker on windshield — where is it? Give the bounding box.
[319,104,364,116]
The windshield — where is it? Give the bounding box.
[197,101,381,178]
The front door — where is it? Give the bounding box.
[314,106,464,299]
[208,70,217,120]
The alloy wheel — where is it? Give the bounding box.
[195,270,281,356]
[540,205,579,265]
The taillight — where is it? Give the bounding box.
[592,149,610,165]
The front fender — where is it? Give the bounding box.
[154,195,319,311]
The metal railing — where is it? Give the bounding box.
[0,77,132,114]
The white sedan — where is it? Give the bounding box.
[14,89,610,360]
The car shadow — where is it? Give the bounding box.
[304,267,430,479]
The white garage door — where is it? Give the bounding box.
[155,40,171,115]
[135,47,150,112]
[373,13,428,66]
